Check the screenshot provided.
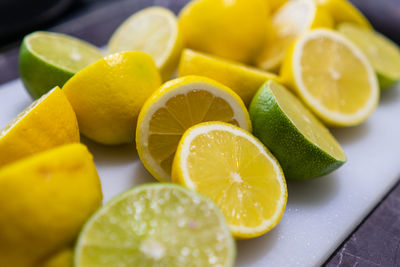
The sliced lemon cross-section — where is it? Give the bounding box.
[136,76,251,182]
[172,122,287,239]
[281,29,379,126]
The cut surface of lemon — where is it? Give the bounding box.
[256,0,333,71]
[281,29,379,126]
[136,76,251,182]
[172,122,287,239]
[178,49,279,106]
[316,0,372,29]
[338,23,400,89]
[0,86,79,167]
[108,7,183,81]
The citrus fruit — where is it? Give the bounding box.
[0,86,79,167]
[338,23,400,89]
[63,51,161,145]
[40,248,73,267]
[178,0,271,64]
[19,31,103,99]
[280,29,379,126]
[171,122,287,239]
[74,183,235,267]
[0,143,102,267]
[316,0,372,29]
[267,0,287,11]
[249,80,346,180]
[256,0,333,71]
[108,7,183,81]
[136,76,251,182]
[178,49,279,106]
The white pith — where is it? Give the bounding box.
[179,123,286,234]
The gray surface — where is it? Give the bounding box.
[0,0,399,266]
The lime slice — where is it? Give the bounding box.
[19,31,103,99]
[172,121,287,239]
[338,23,400,89]
[74,183,235,267]
[108,7,183,81]
[249,80,346,180]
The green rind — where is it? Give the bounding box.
[74,183,236,267]
[377,72,398,91]
[19,35,74,99]
[249,81,345,180]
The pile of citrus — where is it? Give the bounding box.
[1,0,400,266]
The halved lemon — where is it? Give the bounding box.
[172,122,287,239]
[136,76,251,182]
[108,7,183,81]
[316,0,372,29]
[0,86,79,167]
[178,49,279,106]
[256,0,333,71]
[281,29,379,126]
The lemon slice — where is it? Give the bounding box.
[281,29,379,126]
[19,31,103,99]
[0,143,102,267]
[108,7,183,81]
[338,23,400,89]
[316,0,372,29]
[256,0,333,71]
[172,122,287,239]
[75,184,235,267]
[0,86,79,167]
[136,76,251,182]
[267,0,287,11]
[178,49,279,106]
[250,80,346,180]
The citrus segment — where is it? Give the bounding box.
[136,76,251,182]
[250,80,346,180]
[0,86,79,167]
[256,0,333,71]
[172,122,287,239]
[74,183,235,267]
[178,49,279,106]
[338,23,400,89]
[108,7,183,81]
[281,29,379,126]
[63,51,161,145]
[19,31,103,99]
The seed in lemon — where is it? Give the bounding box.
[178,49,279,106]
[316,0,372,29]
[136,76,251,182]
[0,143,102,267]
[250,80,346,180]
[19,31,103,99]
[75,183,235,267]
[172,122,287,239]
[256,0,333,71]
[281,29,379,126]
[63,51,161,145]
[179,0,270,64]
[0,86,79,167]
[108,7,183,81]
[338,23,400,89]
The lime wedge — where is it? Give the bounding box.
[249,80,346,180]
[19,31,103,99]
[75,183,235,267]
[338,23,400,89]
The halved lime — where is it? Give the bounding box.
[75,183,235,267]
[249,80,346,180]
[338,23,400,89]
[19,31,103,99]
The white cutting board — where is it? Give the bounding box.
[1,79,400,267]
